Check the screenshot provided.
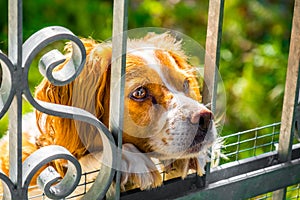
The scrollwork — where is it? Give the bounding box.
[22,26,86,86]
[0,25,116,199]
[21,26,116,199]
[0,172,14,200]
[0,52,15,119]
[22,145,82,199]
[32,100,117,199]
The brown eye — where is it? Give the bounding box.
[130,87,148,101]
[183,79,189,93]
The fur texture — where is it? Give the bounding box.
[0,33,217,196]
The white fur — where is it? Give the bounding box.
[149,93,217,159]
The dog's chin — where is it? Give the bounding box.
[186,122,217,155]
[185,143,208,156]
[153,141,212,160]
[153,125,217,160]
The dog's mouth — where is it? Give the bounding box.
[187,119,213,153]
[150,119,215,160]
[188,130,206,152]
[191,128,207,146]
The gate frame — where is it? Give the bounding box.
[0,0,299,199]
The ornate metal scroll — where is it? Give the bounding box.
[22,145,82,199]
[0,0,116,199]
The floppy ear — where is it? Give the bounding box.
[168,51,203,102]
[35,39,112,169]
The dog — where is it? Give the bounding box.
[0,32,217,197]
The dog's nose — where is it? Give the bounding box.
[190,109,213,132]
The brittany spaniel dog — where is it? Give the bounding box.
[0,32,217,194]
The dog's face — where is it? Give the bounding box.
[35,32,217,166]
[117,33,217,160]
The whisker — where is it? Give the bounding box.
[214,113,225,125]
[204,102,212,110]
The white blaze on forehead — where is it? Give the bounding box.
[129,48,162,74]
[128,48,181,92]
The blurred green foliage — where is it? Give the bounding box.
[0,0,294,139]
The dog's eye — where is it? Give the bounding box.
[130,87,148,101]
[183,79,189,93]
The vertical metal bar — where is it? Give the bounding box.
[271,125,276,152]
[203,0,225,112]
[278,0,300,164]
[203,0,225,184]
[273,0,300,199]
[8,0,23,198]
[253,130,258,156]
[110,0,128,199]
[236,133,240,161]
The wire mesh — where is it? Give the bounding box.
[25,169,101,199]
[247,184,300,200]
[215,122,300,200]
[22,122,300,199]
[219,122,281,165]
[287,184,300,199]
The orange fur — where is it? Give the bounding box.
[35,41,112,176]
[0,33,216,196]
[0,132,42,186]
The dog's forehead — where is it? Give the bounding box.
[125,49,194,89]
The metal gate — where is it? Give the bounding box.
[0,0,299,199]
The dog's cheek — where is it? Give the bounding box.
[122,99,155,139]
[128,99,153,126]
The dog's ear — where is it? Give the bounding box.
[168,50,202,102]
[35,39,112,164]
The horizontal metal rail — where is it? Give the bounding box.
[120,143,300,200]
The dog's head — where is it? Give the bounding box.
[119,33,216,160]
[35,32,217,172]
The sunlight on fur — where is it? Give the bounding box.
[0,31,224,199]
